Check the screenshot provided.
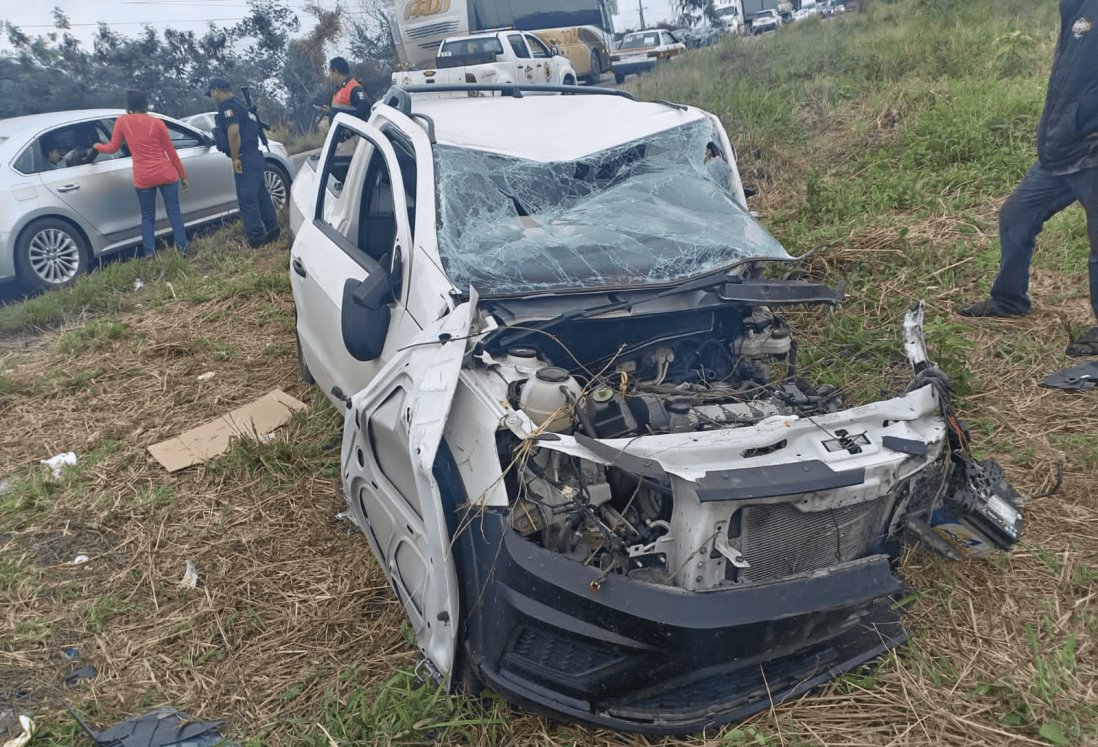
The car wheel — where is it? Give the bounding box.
[14,218,89,292]
[614,72,626,84]
[584,51,603,84]
[563,74,576,86]
[264,162,291,209]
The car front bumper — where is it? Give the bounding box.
[456,512,909,734]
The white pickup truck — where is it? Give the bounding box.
[392,30,578,92]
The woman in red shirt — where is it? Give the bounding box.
[95,90,190,257]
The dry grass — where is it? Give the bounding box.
[1,229,1094,746]
[3,44,1098,747]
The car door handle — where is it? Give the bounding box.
[292,258,307,278]
[56,184,80,193]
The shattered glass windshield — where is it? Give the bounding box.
[433,120,791,297]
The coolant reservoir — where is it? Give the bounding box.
[520,367,582,432]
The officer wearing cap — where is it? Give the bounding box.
[205,78,280,248]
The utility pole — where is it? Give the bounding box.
[637,0,648,28]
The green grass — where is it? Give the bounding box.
[82,595,122,634]
[57,319,128,355]
[0,440,121,522]
[212,398,342,486]
[302,669,506,746]
[0,226,289,334]
[0,251,190,334]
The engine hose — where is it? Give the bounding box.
[561,386,599,438]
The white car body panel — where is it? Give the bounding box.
[287,89,1025,731]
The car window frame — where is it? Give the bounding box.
[524,34,551,58]
[314,122,412,277]
[507,33,531,59]
[22,119,115,174]
[163,120,207,150]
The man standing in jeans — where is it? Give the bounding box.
[206,78,281,248]
[960,0,1098,357]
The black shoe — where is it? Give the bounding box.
[1066,327,1098,358]
[249,229,281,249]
[957,298,1026,318]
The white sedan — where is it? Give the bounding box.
[0,109,295,291]
[286,86,1026,736]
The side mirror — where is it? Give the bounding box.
[341,273,393,361]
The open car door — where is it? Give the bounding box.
[340,298,474,684]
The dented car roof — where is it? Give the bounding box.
[413,95,709,161]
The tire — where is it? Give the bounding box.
[563,75,576,86]
[14,218,89,292]
[583,50,603,85]
[614,72,626,84]
[264,162,291,210]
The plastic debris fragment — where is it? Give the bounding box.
[71,555,90,566]
[1,715,35,747]
[181,560,198,588]
[63,665,98,688]
[69,707,230,747]
[40,452,78,478]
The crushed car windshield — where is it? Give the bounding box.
[433,120,791,297]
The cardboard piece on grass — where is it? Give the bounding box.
[148,390,307,472]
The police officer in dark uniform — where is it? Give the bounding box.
[205,78,280,248]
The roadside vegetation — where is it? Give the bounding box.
[2,0,1096,744]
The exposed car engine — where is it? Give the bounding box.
[482,303,863,586]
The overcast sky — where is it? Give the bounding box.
[1,0,677,51]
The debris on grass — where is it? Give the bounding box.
[147,389,307,472]
[181,560,198,589]
[71,707,228,747]
[39,452,77,478]
[1,715,34,747]
[1040,360,1098,391]
[70,555,90,566]
[63,665,97,688]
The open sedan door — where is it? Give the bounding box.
[339,299,475,684]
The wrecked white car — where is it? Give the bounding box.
[287,84,1025,734]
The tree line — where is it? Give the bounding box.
[0,1,395,133]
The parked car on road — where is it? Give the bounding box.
[287,82,1026,736]
[609,29,686,83]
[691,25,722,46]
[179,111,298,208]
[0,109,296,291]
[392,31,578,95]
[751,8,782,33]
